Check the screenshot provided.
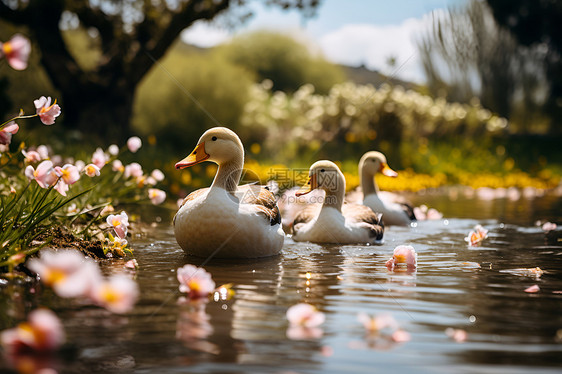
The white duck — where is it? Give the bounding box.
[359,151,415,226]
[292,160,384,244]
[174,127,284,258]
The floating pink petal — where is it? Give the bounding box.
[541,222,557,232]
[286,303,325,328]
[0,309,64,356]
[391,329,411,343]
[386,245,417,272]
[445,328,468,342]
[124,259,138,270]
[177,264,216,299]
[524,284,540,293]
[286,326,324,340]
[465,224,488,246]
[90,274,139,314]
[357,312,398,332]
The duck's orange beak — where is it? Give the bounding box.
[175,142,209,169]
[295,174,317,197]
[380,162,398,177]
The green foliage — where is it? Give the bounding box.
[132,46,254,149]
[216,31,345,94]
[240,81,509,168]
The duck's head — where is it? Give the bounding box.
[296,160,345,197]
[175,127,244,169]
[359,151,398,177]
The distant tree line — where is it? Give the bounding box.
[418,0,561,134]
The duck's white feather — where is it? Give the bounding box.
[174,187,284,258]
[363,194,412,226]
[292,206,382,244]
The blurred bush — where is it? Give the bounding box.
[131,43,254,149]
[241,81,509,168]
[216,31,345,94]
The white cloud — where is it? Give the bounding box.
[181,11,445,84]
[318,13,440,83]
[180,21,231,48]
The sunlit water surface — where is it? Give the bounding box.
[1,192,562,373]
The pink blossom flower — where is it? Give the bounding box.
[22,149,42,163]
[91,147,108,168]
[106,211,129,239]
[127,136,142,153]
[54,180,69,196]
[36,145,49,159]
[286,303,325,328]
[54,164,80,185]
[541,222,557,232]
[151,169,165,182]
[524,284,540,293]
[148,188,166,205]
[0,121,19,145]
[0,309,65,355]
[124,162,143,178]
[385,245,417,272]
[34,96,61,125]
[90,274,139,314]
[357,312,398,333]
[27,249,101,298]
[24,160,58,188]
[112,159,125,172]
[177,264,216,299]
[445,328,468,342]
[108,144,119,155]
[84,163,100,177]
[74,160,86,171]
[465,224,488,246]
[0,34,31,70]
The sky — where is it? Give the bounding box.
[181,0,468,84]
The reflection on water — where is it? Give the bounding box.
[1,193,561,373]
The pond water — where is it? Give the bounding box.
[2,190,562,373]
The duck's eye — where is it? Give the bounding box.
[193,151,197,155]
[212,136,217,141]
[320,169,325,173]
